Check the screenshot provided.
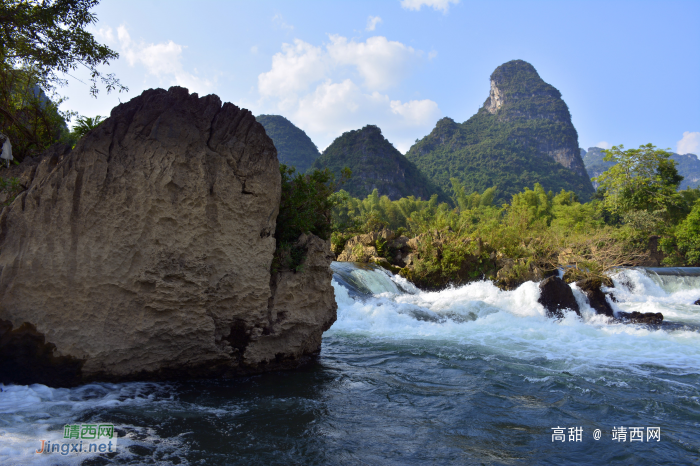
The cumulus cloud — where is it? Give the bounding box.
[677,131,700,156]
[327,35,420,90]
[390,99,440,126]
[400,0,459,13]
[257,39,327,99]
[595,141,611,149]
[257,34,440,152]
[117,26,213,93]
[366,16,382,31]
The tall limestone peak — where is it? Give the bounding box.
[311,124,447,201]
[406,60,594,202]
[256,114,320,172]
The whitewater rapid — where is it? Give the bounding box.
[1,263,699,465]
[328,264,700,373]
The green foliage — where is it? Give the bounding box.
[312,124,448,202]
[256,114,320,173]
[0,176,22,206]
[593,144,686,226]
[406,61,594,205]
[0,0,125,98]
[0,67,74,159]
[70,114,103,141]
[0,0,126,160]
[273,164,346,272]
[661,200,700,266]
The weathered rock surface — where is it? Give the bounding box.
[575,278,614,317]
[246,233,337,368]
[0,86,336,386]
[538,276,580,318]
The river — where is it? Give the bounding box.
[1,264,699,465]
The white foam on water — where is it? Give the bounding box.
[0,383,188,466]
[609,268,700,325]
[328,267,700,374]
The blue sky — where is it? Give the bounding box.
[61,0,700,156]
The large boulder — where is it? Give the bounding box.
[538,276,580,318]
[0,87,336,386]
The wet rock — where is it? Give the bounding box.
[617,311,663,325]
[693,299,700,306]
[0,87,335,386]
[575,278,614,317]
[538,276,581,318]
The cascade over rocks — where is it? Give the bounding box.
[575,278,614,317]
[0,86,336,387]
[538,276,580,318]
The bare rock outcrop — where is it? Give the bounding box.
[0,87,336,386]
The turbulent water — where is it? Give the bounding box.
[2,264,699,465]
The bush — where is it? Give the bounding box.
[272,164,347,272]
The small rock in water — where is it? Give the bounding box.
[693,299,700,306]
[575,278,614,317]
[617,311,663,325]
[538,276,581,318]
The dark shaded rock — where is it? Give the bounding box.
[576,278,614,317]
[538,276,580,318]
[617,311,663,325]
[694,299,700,306]
[0,320,84,386]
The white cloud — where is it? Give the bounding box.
[390,99,440,126]
[677,131,700,155]
[116,26,213,94]
[94,26,115,43]
[257,39,326,98]
[595,141,611,149]
[257,34,440,152]
[400,0,459,13]
[327,35,420,90]
[366,16,382,31]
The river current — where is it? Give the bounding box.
[1,264,699,465]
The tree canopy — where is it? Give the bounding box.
[593,144,685,223]
[0,0,125,159]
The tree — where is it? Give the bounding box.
[70,113,102,141]
[593,144,685,225]
[0,0,126,160]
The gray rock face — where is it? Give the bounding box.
[0,87,336,386]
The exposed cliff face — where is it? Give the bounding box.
[0,87,336,386]
[407,60,595,203]
[483,60,589,179]
[311,125,447,201]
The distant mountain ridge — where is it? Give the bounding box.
[406,60,595,203]
[582,146,700,190]
[311,125,447,201]
[256,115,320,173]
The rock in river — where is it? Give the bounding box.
[0,87,336,386]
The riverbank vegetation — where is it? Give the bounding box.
[330,144,700,289]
